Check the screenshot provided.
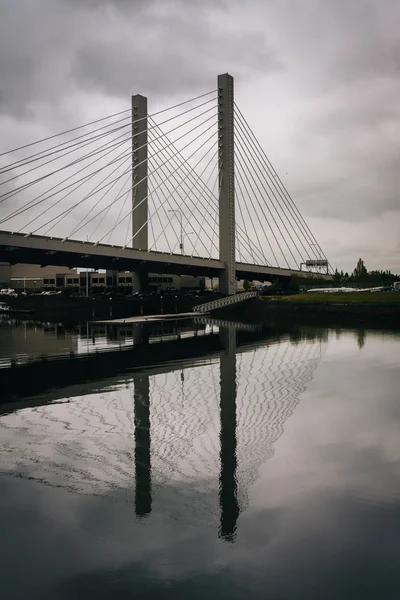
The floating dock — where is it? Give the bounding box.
[92,312,203,325]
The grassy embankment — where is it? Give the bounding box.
[235,292,400,326]
[267,292,400,306]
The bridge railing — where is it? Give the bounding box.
[193,291,259,314]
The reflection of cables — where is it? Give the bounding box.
[0,329,327,530]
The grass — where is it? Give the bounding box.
[263,293,400,306]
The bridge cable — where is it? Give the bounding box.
[146,169,175,253]
[234,104,332,272]
[0,89,216,159]
[0,135,133,226]
[148,120,266,264]
[235,161,275,266]
[122,143,219,256]
[22,150,133,235]
[0,131,133,206]
[26,116,217,237]
[0,103,217,208]
[235,189,256,264]
[69,163,133,240]
[235,128,293,268]
[75,119,218,247]
[147,118,219,257]
[234,109,316,266]
[95,124,219,247]
[235,119,303,268]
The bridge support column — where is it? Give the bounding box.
[218,74,236,296]
[132,94,148,292]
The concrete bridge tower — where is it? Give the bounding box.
[218,73,236,296]
[131,94,148,292]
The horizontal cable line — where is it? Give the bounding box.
[97,127,217,247]
[234,109,314,264]
[0,89,216,160]
[234,103,331,271]
[235,121,302,268]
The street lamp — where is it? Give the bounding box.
[182,231,194,255]
[168,209,183,254]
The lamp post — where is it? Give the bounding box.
[168,209,183,254]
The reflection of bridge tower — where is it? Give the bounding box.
[0,325,327,542]
[218,326,239,541]
[134,374,151,517]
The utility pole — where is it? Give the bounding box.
[131,94,148,293]
[218,74,236,295]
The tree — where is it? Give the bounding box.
[353,258,367,278]
[243,279,253,291]
[332,269,342,285]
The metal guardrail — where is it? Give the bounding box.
[193,316,261,332]
[193,291,259,313]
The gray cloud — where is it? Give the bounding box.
[0,0,400,271]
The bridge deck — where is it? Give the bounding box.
[0,231,332,281]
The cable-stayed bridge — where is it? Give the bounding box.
[0,74,332,293]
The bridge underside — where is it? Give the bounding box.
[0,231,332,282]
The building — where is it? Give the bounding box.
[0,263,205,294]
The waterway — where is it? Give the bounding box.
[0,315,399,599]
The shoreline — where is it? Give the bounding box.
[226,293,400,327]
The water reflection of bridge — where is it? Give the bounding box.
[0,321,327,542]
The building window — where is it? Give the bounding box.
[73,278,79,284]
[67,278,73,284]
[44,279,49,284]
[92,278,98,284]
[126,277,132,283]
[119,277,126,284]
[98,278,105,284]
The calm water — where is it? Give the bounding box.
[0,316,399,599]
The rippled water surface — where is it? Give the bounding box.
[0,317,399,599]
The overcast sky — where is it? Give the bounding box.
[1,0,399,273]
